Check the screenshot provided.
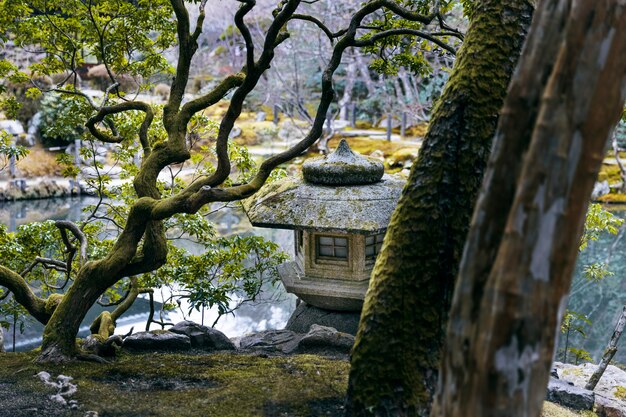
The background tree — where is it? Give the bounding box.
[346,0,535,414]
[0,0,461,361]
[433,0,626,416]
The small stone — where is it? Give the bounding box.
[169,321,235,350]
[285,302,361,335]
[123,331,191,352]
[239,330,302,354]
[296,324,355,355]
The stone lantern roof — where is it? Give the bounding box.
[243,140,404,234]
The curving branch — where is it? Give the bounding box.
[56,220,88,266]
[164,0,194,127]
[85,101,154,156]
[191,0,209,42]
[235,0,257,72]
[352,28,458,55]
[0,266,50,324]
[20,257,67,277]
[289,14,346,43]
[90,278,152,339]
[178,73,246,125]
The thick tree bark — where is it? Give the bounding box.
[433,1,626,416]
[345,1,535,415]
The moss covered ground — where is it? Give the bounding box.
[0,351,349,417]
[0,350,596,417]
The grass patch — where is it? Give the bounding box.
[326,136,420,159]
[542,402,597,417]
[16,146,62,178]
[597,193,626,203]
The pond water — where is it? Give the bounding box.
[0,196,296,351]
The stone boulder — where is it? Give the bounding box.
[169,321,235,351]
[595,395,626,417]
[592,180,611,199]
[239,330,302,354]
[286,302,361,335]
[546,377,595,411]
[296,325,355,355]
[123,331,191,352]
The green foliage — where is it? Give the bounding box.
[1,0,176,80]
[560,310,592,364]
[37,93,89,147]
[567,347,593,365]
[0,131,29,171]
[580,203,623,251]
[561,310,592,338]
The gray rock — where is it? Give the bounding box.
[255,111,266,122]
[285,302,361,335]
[296,324,355,355]
[593,180,611,199]
[595,395,626,417]
[547,377,595,410]
[551,367,559,379]
[123,331,191,352]
[239,329,302,354]
[169,321,235,350]
[0,120,24,136]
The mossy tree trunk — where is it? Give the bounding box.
[433,1,626,415]
[345,0,535,415]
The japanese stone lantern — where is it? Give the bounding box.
[243,139,404,312]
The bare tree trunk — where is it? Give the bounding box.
[339,58,357,121]
[345,0,535,415]
[586,306,626,391]
[612,135,626,193]
[433,1,626,416]
[355,52,376,96]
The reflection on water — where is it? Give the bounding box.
[0,196,296,351]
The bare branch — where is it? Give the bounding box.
[21,257,67,277]
[290,14,343,42]
[352,28,458,55]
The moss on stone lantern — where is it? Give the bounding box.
[243,139,404,312]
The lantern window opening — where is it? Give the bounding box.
[365,233,385,260]
[316,235,349,260]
